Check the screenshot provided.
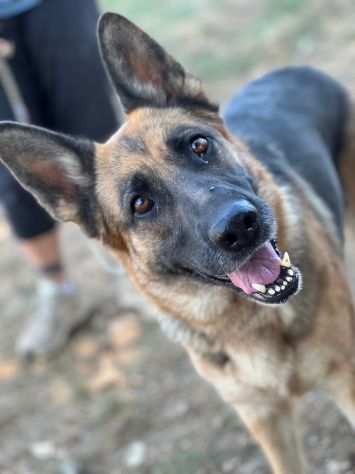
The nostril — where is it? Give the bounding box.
[243,211,258,232]
[223,231,239,248]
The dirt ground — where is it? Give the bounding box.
[1,0,355,473]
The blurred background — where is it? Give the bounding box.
[104,0,355,101]
[0,0,354,473]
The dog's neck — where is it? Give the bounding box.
[154,289,300,360]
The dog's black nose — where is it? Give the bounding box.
[208,200,259,251]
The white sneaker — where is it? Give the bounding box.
[16,279,92,359]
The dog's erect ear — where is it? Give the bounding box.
[98,13,217,113]
[0,122,100,237]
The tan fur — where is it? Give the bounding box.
[92,103,355,473]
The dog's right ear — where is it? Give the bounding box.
[98,13,217,113]
[0,122,101,237]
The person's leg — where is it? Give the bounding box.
[0,1,119,357]
[10,0,120,264]
[0,17,63,273]
[16,0,120,357]
[0,14,67,282]
[14,0,120,277]
[2,178,65,282]
[0,18,80,358]
[19,231,64,282]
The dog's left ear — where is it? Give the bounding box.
[98,13,217,113]
[0,122,100,237]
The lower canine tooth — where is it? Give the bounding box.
[281,285,286,290]
[252,283,266,293]
[286,277,292,282]
[268,288,275,295]
[275,285,281,292]
[281,252,291,268]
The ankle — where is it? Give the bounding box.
[38,261,65,282]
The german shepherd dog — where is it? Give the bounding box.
[0,13,354,473]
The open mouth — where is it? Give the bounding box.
[178,240,301,305]
[227,240,301,305]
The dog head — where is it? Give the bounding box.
[0,14,300,315]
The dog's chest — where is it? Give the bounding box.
[170,305,300,399]
[223,326,296,401]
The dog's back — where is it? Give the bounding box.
[223,66,348,236]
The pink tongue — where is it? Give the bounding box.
[227,242,281,294]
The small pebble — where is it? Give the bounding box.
[125,441,147,468]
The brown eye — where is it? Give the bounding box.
[132,195,155,215]
[191,136,209,157]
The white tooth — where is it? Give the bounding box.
[275,285,281,292]
[281,285,286,290]
[252,283,266,293]
[286,276,292,282]
[288,269,294,276]
[281,252,291,268]
[268,288,275,295]
[283,280,288,286]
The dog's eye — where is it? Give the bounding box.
[131,195,155,215]
[190,136,209,160]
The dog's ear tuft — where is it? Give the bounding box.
[0,122,100,237]
[98,13,217,113]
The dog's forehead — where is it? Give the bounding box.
[119,107,202,151]
[99,107,211,177]
[97,106,249,187]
